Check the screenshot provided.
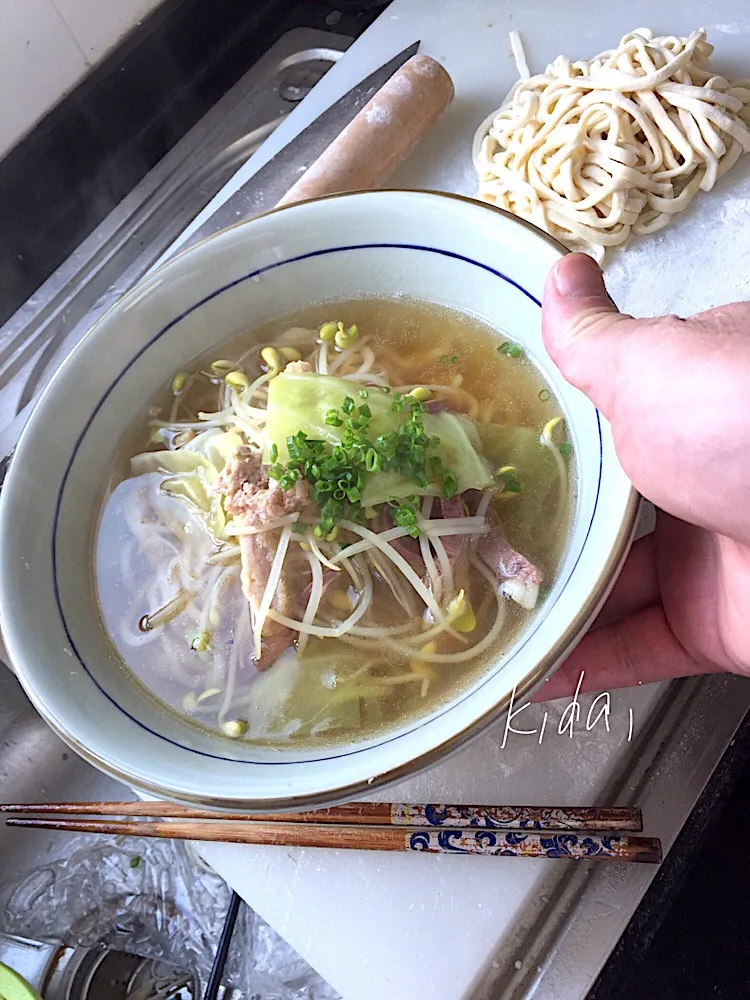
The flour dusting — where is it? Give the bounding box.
[711,22,747,34]
[365,104,392,126]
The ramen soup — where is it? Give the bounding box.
[96,299,575,746]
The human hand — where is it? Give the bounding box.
[540,253,750,698]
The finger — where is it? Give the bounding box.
[533,604,722,702]
[657,512,743,672]
[592,534,659,629]
[541,254,638,415]
[542,253,622,339]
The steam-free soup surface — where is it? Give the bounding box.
[95,298,574,746]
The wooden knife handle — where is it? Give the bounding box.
[276,54,454,207]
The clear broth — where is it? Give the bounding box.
[95,298,574,746]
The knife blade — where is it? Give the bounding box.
[184,40,420,248]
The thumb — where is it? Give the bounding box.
[542,254,750,541]
[542,253,638,414]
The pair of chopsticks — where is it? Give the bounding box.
[1,801,662,863]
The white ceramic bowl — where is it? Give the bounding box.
[0,191,637,809]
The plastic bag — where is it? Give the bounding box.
[0,834,338,999]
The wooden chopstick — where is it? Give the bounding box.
[4,815,661,863]
[0,801,643,831]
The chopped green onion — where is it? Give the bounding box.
[391,500,420,538]
[538,389,551,402]
[265,380,458,537]
[292,522,307,535]
[559,442,573,456]
[442,471,458,499]
[278,472,298,490]
[129,856,142,870]
[380,386,391,394]
[358,389,369,399]
[269,443,278,463]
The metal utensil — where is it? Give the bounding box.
[184,39,420,247]
[0,42,421,479]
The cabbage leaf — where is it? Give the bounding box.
[475,423,563,551]
[184,429,244,472]
[129,431,242,541]
[263,371,492,505]
[475,424,559,493]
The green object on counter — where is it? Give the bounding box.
[0,963,41,1000]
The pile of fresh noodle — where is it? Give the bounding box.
[473,28,750,260]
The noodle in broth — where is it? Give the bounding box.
[95,299,574,745]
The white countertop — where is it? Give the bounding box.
[174,3,750,998]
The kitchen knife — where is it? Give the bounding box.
[185,39,421,247]
[0,42,422,477]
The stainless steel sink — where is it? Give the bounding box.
[0,25,351,999]
[0,27,358,872]
[0,26,351,440]
[0,666,127,883]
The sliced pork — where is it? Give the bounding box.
[239,528,306,670]
[216,447,311,524]
[435,496,471,595]
[216,449,311,668]
[215,446,266,511]
[480,508,543,610]
[235,478,311,528]
[301,569,339,608]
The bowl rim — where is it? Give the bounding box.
[0,189,640,808]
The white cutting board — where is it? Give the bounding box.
[190,2,750,998]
